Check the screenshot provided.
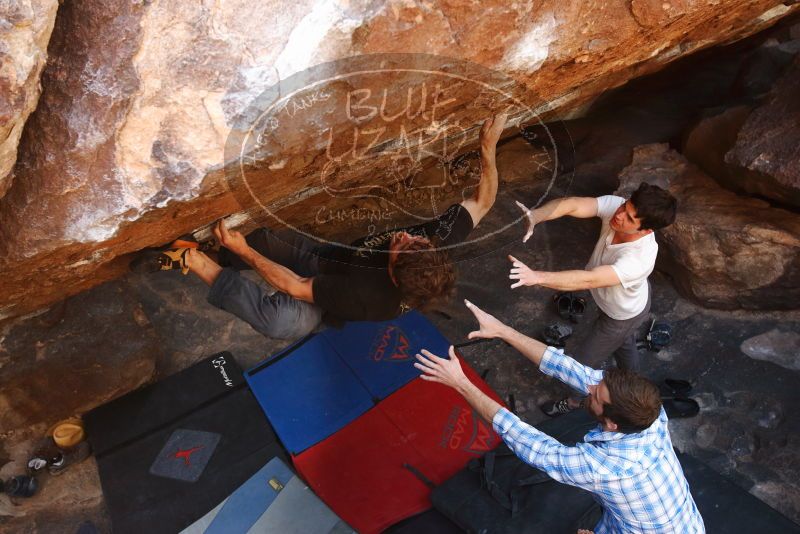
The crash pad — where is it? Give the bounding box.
[181,457,354,534]
[85,354,288,534]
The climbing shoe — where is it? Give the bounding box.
[554,292,573,321]
[542,323,573,348]
[130,247,191,275]
[129,234,214,275]
[5,475,37,498]
[540,398,575,417]
[48,441,91,476]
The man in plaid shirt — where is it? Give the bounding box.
[415,300,705,533]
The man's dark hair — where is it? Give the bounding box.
[629,182,677,231]
[601,369,661,433]
[392,240,456,311]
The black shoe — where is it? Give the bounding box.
[540,398,574,417]
[569,296,586,323]
[542,323,573,347]
[554,292,573,320]
[5,475,37,497]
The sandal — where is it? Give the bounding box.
[569,296,586,323]
[554,292,573,321]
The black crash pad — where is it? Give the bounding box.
[84,353,288,534]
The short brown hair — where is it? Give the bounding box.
[602,369,661,433]
[392,240,456,311]
[629,182,677,231]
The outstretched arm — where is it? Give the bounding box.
[461,114,507,227]
[508,256,620,291]
[415,345,503,424]
[516,196,599,243]
[462,299,547,368]
[214,220,314,303]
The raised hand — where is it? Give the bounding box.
[464,299,508,340]
[480,113,508,148]
[213,219,249,257]
[509,255,540,289]
[515,200,535,243]
[413,346,468,390]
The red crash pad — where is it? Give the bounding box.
[293,353,503,534]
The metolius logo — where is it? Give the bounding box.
[211,356,234,387]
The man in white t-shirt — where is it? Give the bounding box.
[510,183,677,416]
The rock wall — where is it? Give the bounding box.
[0,0,58,196]
[0,0,798,322]
[725,55,800,208]
[618,144,800,310]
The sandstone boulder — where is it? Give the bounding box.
[617,144,800,310]
[0,0,58,197]
[0,0,798,322]
[0,280,159,433]
[724,56,800,208]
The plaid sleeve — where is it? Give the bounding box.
[539,347,604,396]
[492,408,596,489]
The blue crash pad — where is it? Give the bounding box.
[245,334,374,454]
[182,457,353,534]
[245,312,451,454]
[321,311,450,401]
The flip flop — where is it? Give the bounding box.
[554,292,573,321]
[569,296,586,323]
[663,397,700,419]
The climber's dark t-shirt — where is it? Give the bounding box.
[312,203,474,326]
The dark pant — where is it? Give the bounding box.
[207,229,324,340]
[574,288,652,373]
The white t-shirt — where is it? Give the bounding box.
[586,195,657,320]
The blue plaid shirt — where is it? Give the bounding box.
[492,347,705,534]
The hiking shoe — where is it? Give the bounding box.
[540,398,574,417]
[129,247,191,275]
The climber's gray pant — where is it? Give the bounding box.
[207,229,323,340]
[573,287,652,372]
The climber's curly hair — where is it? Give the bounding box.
[392,239,456,311]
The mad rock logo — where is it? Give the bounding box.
[369,325,411,362]
[439,407,498,455]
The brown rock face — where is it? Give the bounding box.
[0,0,58,197]
[725,56,800,208]
[618,144,800,310]
[0,281,158,434]
[0,0,798,322]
